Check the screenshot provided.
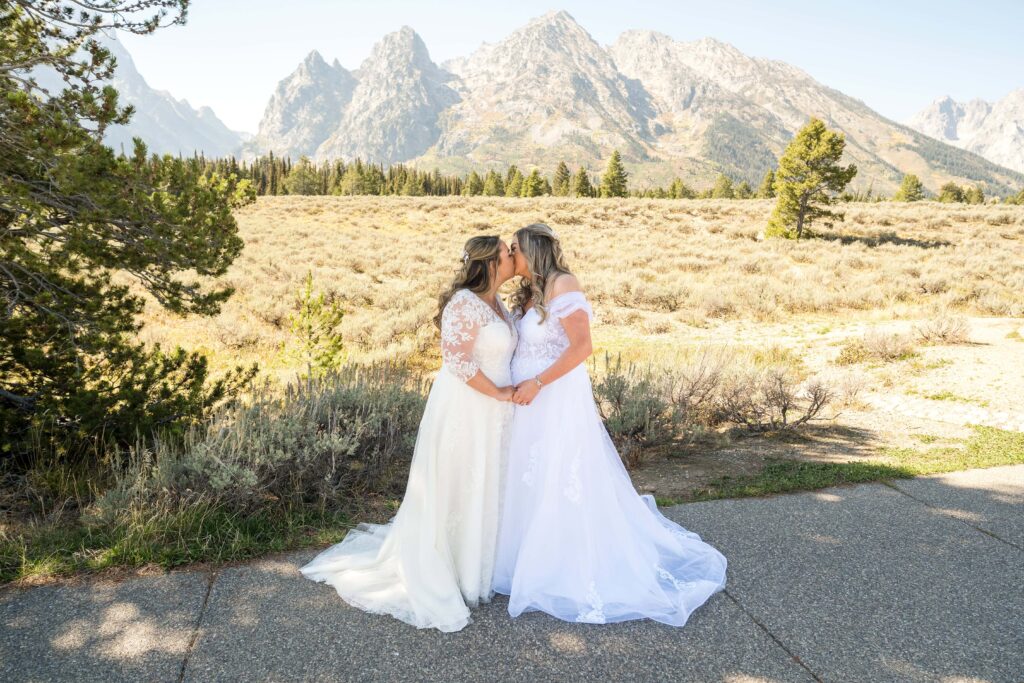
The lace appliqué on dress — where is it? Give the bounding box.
[440,289,508,382]
[563,452,582,504]
[575,581,606,624]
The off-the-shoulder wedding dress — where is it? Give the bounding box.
[493,291,728,626]
[300,288,517,632]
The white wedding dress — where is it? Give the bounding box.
[493,291,728,626]
[299,288,517,632]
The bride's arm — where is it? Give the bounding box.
[441,291,514,401]
[512,276,593,405]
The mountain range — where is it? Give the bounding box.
[907,90,1024,174]
[36,14,1024,195]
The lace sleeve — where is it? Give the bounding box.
[440,290,485,382]
[547,291,594,321]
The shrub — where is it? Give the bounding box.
[836,330,918,364]
[592,354,677,469]
[914,315,971,344]
[716,365,833,432]
[92,362,427,519]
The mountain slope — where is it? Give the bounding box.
[909,91,1024,173]
[313,27,459,164]
[428,10,655,169]
[248,50,357,160]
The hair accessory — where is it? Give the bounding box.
[461,250,470,264]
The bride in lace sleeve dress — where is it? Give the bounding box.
[493,223,727,627]
[299,236,518,633]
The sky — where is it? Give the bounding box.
[118,0,1024,134]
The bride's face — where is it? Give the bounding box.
[509,238,530,278]
[494,239,516,284]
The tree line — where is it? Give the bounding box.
[191,149,1021,206]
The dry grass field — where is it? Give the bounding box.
[137,195,1024,499]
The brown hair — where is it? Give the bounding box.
[433,235,502,329]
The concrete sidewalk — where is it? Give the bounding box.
[3,465,1022,682]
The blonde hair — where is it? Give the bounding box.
[510,223,572,323]
[433,235,502,329]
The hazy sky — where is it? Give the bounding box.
[118,0,1024,134]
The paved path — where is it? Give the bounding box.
[3,465,1022,682]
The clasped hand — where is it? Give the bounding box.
[497,380,540,405]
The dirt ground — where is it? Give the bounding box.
[629,316,1024,499]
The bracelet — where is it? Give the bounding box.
[533,375,544,388]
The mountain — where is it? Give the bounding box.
[428,10,655,169]
[243,11,1024,194]
[247,50,357,160]
[908,91,1024,173]
[28,31,244,157]
[312,27,459,164]
[30,31,246,158]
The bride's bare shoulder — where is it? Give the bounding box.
[547,273,582,300]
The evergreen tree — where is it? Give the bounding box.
[464,170,484,196]
[505,165,520,187]
[1,1,258,460]
[893,174,925,202]
[937,182,965,203]
[284,156,321,195]
[288,271,345,378]
[964,185,985,204]
[553,161,571,196]
[756,169,776,198]
[599,150,629,197]
[572,166,594,198]
[734,181,753,199]
[765,118,858,239]
[711,173,735,199]
[505,168,525,197]
[401,173,425,196]
[521,169,546,197]
[483,170,505,196]
[668,177,695,199]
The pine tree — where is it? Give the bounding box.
[483,170,505,196]
[506,168,525,197]
[1,1,258,459]
[668,177,695,199]
[937,182,965,203]
[284,156,321,195]
[464,171,484,196]
[505,164,520,187]
[520,169,546,197]
[599,150,629,197]
[964,185,985,204]
[711,174,735,199]
[892,174,925,202]
[553,161,571,196]
[756,169,776,198]
[573,166,593,198]
[734,181,753,199]
[288,271,346,378]
[765,118,858,239]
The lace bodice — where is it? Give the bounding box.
[440,288,517,385]
[512,291,593,381]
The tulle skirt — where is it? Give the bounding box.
[299,369,513,632]
[493,362,728,626]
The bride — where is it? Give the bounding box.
[493,223,728,626]
[299,235,518,632]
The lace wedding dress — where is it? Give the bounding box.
[493,291,727,626]
[299,288,517,632]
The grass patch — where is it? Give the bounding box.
[656,425,1024,506]
[924,390,987,406]
[0,498,354,585]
